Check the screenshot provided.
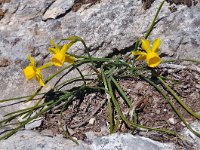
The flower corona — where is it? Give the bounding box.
[49,39,76,67]
[132,38,161,68]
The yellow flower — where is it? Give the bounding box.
[23,55,52,86]
[49,39,76,67]
[132,38,161,68]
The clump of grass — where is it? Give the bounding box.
[0,0,200,142]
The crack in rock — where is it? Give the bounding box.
[42,0,75,21]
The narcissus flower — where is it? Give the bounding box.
[132,38,161,68]
[23,55,52,86]
[49,39,76,67]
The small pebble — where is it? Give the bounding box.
[196,84,200,89]
[168,118,176,125]
[155,109,160,114]
[67,127,75,135]
[41,129,54,137]
[89,117,95,125]
[181,122,185,126]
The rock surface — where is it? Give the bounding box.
[0,130,175,150]
[42,0,75,21]
[0,0,200,149]
[0,0,199,99]
[181,121,200,150]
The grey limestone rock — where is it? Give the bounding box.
[0,130,175,150]
[0,0,199,110]
[181,121,200,150]
[0,0,200,149]
[86,132,175,150]
[42,0,75,21]
[0,130,88,150]
[0,0,195,99]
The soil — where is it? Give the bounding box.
[72,0,101,12]
[0,0,199,149]
[37,62,200,149]
[37,2,200,148]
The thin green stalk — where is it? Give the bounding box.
[112,114,121,133]
[60,111,79,144]
[55,77,94,91]
[81,40,95,68]
[101,66,114,133]
[161,58,200,64]
[71,54,113,62]
[142,76,200,137]
[111,77,133,108]
[23,98,44,119]
[73,64,86,85]
[0,92,75,140]
[23,59,90,118]
[111,76,138,130]
[144,0,165,39]
[0,98,56,126]
[0,122,21,128]
[132,0,165,54]
[4,98,54,117]
[158,76,200,120]
[107,76,175,135]
[0,93,44,103]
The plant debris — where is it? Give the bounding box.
[38,63,200,149]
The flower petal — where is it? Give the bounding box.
[60,44,68,53]
[48,47,58,54]
[152,38,161,53]
[23,66,36,80]
[50,39,55,46]
[50,39,60,49]
[27,55,35,66]
[65,55,76,64]
[141,39,151,53]
[132,51,147,60]
[49,39,60,53]
[146,52,161,68]
[51,51,65,67]
[36,70,45,86]
[136,55,146,61]
[132,51,147,56]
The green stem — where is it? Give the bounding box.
[133,0,165,53]
[55,77,94,90]
[111,77,133,108]
[101,66,114,133]
[161,58,200,64]
[107,76,175,135]
[158,76,200,120]
[0,93,44,103]
[81,40,96,68]
[60,111,79,144]
[0,92,75,140]
[23,59,89,118]
[111,76,137,130]
[73,64,86,85]
[144,0,165,39]
[142,76,200,137]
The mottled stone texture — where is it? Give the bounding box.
[0,0,199,99]
[0,131,175,150]
[0,0,200,148]
[42,0,75,20]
